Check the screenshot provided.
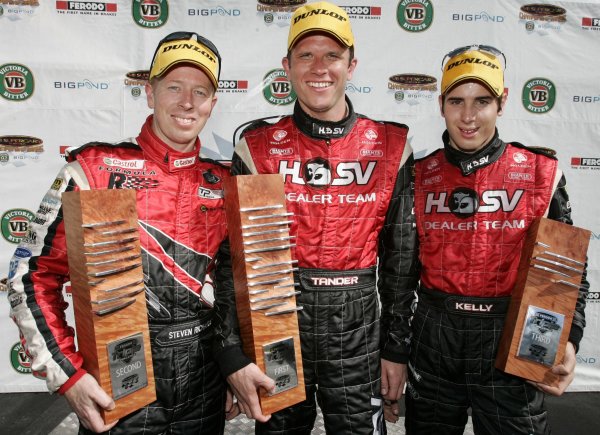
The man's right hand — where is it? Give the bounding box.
[226,363,275,422]
[63,373,118,433]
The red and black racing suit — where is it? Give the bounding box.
[213,99,420,434]
[406,130,589,435]
[8,116,230,434]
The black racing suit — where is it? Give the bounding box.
[406,131,590,434]
[8,116,230,434]
[213,99,419,434]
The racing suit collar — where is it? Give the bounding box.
[137,115,201,173]
[443,128,506,176]
[292,96,357,140]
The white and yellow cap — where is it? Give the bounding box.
[441,48,504,97]
[149,32,221,89]
[287,1,354,50]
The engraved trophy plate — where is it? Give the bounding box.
[496,217,590,386]
[516,306,564,366]
[224,174,305,415]
[62,189,156,423]
[108,333,149,399]
[263,337,299,395]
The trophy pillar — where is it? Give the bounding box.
[62,189,155,423]
[224,174,305,415]
[496,217,590,386]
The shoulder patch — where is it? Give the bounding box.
[199,158,231,170]
[66,140,140,162]
[234,115,286,143]
[510,142,557,160]
[357,113,409,132]
[415,148,444,163]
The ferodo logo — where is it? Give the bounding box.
[522,78,556,114]
[340,5,381,19]
[397,0,434,32]
[571,157,600,170]
[2,209,35,244]
[132,0,168,28]
[262,69,296,105]
[0,64,34,101]
[582,17,600,30]
[217,80,248,94]
[10,342,32,374]
[56,1,117,13]
[0,136,43,152]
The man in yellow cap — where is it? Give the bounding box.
[213,2,419,433]
[8,32,239,433]
[404,45,589,434]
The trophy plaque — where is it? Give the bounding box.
[496,217,590,386]
[62,189,155,423]
[223,174,305,415]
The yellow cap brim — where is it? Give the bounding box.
[287,2,354,50]
[441,51,503,97]
[150,39,219,89]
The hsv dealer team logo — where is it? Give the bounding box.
[397,0,434,32]
[132,0,169,28]
[522,78,556,114]
[0,63,34,101]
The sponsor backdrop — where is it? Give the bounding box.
[0,0,598,392]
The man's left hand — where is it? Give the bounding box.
[531,341,576,396]
[381,359,407,423]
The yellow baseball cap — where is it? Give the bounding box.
[441,47,504,97]
[287,1,354,50]
[149,32,221,90]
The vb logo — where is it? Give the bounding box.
[523,78,556,114]
[397,0,434,32]
[0,64,34,101]
[263,69,296,106]
[133,0,169,28]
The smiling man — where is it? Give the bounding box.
[213,2,419,434]
[405,45,590,434]
[8,32,237,433]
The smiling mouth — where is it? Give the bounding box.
[307,81,332,89]
[174,116,194,125]
[460,127,478,135]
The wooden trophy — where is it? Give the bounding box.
[62,189,155,423]
[223,174,305,415]
[496,217,590,386]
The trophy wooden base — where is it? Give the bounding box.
[62,189,155,423]
[224,174,305,415]
[496,217,590,386]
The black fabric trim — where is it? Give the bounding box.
[292,95,357,139]
[443,128,506,175]
[66,141,140,162]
